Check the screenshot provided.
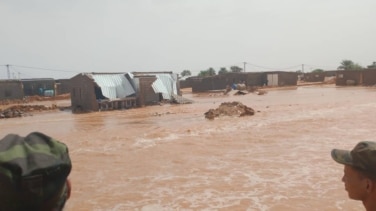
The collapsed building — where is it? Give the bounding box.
[70,71,186,113]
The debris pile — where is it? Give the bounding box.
[0,104,58,118]
[223,85,268,96]
[256,90,267,95]
[204,101,255,120]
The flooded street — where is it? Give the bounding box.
[1,85,376,211]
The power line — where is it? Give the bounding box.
[245,62,301,71]
[0,64,81,79]
[304,64,338,70]
[9,66,34,79]
[183,62,305,75]
[10,65,80,73]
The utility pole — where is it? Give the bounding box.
[302,64,304,73]
[6,64,10,79]
[243,62,247,72]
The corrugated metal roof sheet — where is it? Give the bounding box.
[127,72,178,100]
[151,74,178,100]
[92,74,135,99]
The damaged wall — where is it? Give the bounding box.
[70,74,99,112]
[134,76,159,106]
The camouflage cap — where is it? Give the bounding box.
[331,141,376,177]
[0,132,72,209]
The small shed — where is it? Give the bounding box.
[0,80,24,100]
[265,71,298,86]
[21,78,56,96]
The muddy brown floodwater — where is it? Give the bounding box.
[1,85,376,211]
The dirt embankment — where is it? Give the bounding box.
[0,94,70,119]
[0,104,59,118]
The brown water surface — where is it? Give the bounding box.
[1,85,376,211]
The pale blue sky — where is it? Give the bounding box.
[1,0,375,79]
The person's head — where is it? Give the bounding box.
[0,132,72,211]
[331,141,376,201]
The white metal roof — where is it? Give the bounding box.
[92,74,135,99]
[151,74,178,100]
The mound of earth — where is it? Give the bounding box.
[0,104,58,118]
[204,101,255,120]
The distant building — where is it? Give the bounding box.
[179,76,197,89]
[55,79,72,95]
[0,80,24,100]
[191,71,298,92]
[303,71,336,82]
[21,78,56,96]
[336,69,376,86]
[265,71,298,86]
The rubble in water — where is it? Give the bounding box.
[0,104,58,118]
[204,101,255,120]
[0,94,70,119]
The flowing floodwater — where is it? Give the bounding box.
[1,85,376,211]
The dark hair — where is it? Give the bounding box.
[352,166,376,181]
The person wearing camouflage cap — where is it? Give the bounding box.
[0,132,72,211]
[331,141,376,211]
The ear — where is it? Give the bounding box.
[66,179,72,199]
[365,179,375,193]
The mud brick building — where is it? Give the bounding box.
[21,78,56,96]
[0,80,24,100]
[303,71,336,82]
[191,71,298,92]
[336,69,376,86]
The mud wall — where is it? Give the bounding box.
[335,69,376,86]
[136,76,159,106]
[55,79,72,95]
[304,73,326,82]
[180,80,190,89]
[0,81,24,100]
[70,74,98,112]
[275,72,298,86]
[191,73,265,93]
[362,69,376,86]
[21,79,55,96]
